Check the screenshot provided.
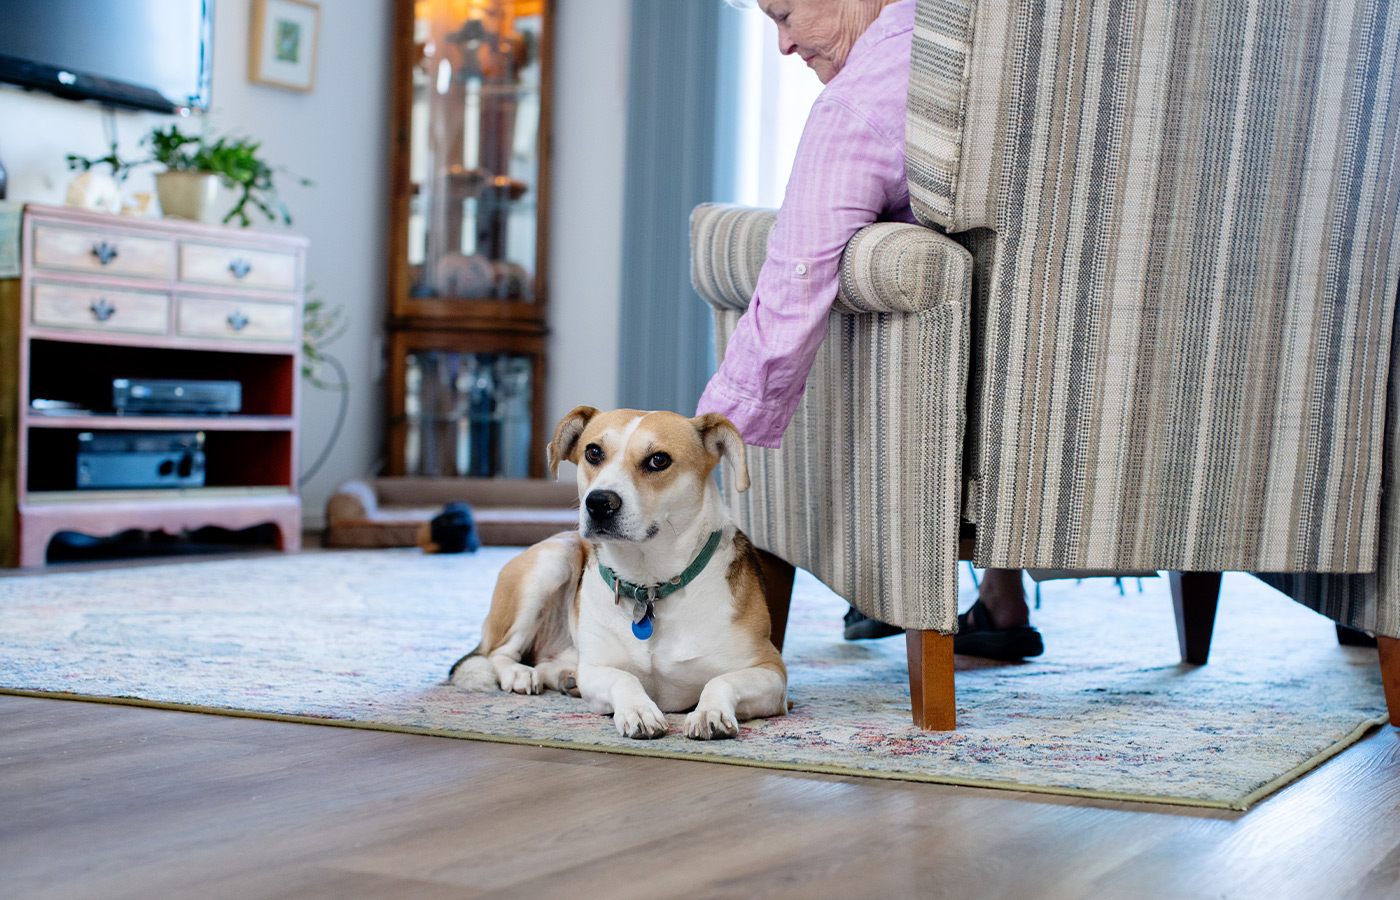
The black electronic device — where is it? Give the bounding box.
[0,0,212,114]
[113,378,242,416]
[76,431,206,490]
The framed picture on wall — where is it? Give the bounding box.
[250,0,321,92]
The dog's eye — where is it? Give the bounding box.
[642,452,671,472]
[584,444,604,465]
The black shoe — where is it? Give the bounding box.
[954,599,1044,660]
[843,605,904,640]
[1336,623,1378,647]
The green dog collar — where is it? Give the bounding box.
[598,529,724,639]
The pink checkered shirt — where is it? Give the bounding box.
[696,0,918,449]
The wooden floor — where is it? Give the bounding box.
[4,549,1400,899]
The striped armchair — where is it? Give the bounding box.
[690,0,1400,729]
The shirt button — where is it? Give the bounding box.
[795,263,807,275]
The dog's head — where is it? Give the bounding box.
[547,407,749,543]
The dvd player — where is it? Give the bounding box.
[112,378,242,415]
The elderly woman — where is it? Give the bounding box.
[695,0,1042,660]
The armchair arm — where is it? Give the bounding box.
[689,203,774,312]
[832,222,972,315]
[692,203,974,632]
[689,202,972,316]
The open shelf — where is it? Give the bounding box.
[25,427,294,494]
[28,339,295,417]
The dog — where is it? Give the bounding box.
[448,406,787,740]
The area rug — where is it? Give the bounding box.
[0,548,1389,810]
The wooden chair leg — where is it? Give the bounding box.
[906,629,956,730]
[1379,637,1400,726]
[1168,571,1222,665]
[754,548,795,652]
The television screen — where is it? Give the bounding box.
[0,0,212,114]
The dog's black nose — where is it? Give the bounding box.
[585,489,622,522]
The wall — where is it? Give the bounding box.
[203,0,394,524]
[0,0,629,525]
[545,0,628,463]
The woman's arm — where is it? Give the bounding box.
[697,97,909,448]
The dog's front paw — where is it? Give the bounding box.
[499,662,544,695]
[614,701,669,739]
[684,708,739,740]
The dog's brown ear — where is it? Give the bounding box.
[691,412,749,493]
[548,406,599,479]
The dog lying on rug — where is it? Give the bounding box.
[449,407,787,740]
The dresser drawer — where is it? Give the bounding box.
[179,242,298,292]
[177,296,297,342]
[32,224,174,280]
[31,282,170,334]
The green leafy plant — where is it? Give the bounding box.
[298,291,351,489]
[302,292,350,390]
[65,140,138,182]
[144,125,313,227]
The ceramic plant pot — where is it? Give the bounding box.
[154,170,226,224]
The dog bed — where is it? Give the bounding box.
[324,477,577,548]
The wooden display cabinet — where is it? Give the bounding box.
[384,0,553,479]
[0,203,306,567]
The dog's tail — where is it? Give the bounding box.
[447,646,498,691]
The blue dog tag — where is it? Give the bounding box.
[632,613,654,640]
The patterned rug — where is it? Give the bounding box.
[0,548,1388,809]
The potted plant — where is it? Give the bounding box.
[69,126,310,226]
[145,125,311,226]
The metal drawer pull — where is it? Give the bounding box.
[229,257,252,279]
[227,310,250,332]
[91,241,119,265]
[89,298,116,322]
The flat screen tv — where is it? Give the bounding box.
[0,1,212,114]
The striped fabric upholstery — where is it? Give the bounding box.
[909,0,1400,580]
[905,0,983,232]
[1256,287,1400,636]
[691,203,974,630]
[689,205,776,313]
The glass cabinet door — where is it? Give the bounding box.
[401,0,548,310]
[401,350,534,477]
[387,330,547,478]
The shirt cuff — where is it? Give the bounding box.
[696,376,790,450]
